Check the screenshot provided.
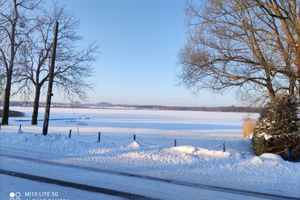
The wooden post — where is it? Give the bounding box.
[223,142,226,152]
[17,124,23,134]
[69,129,72,139]
[42,21,59,136]
[174,139,177,147]
[98,132,101,143]
[133,134,136,141]
[286,148,292,161]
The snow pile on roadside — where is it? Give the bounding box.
[127,141,141,149]
[168,146,230,159]
[248,153,284,165]
[0,132,92,157]
[260,153,284,161]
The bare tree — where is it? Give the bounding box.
[14,4,98,125]
[253,0,300,96]
[0,0,39,125]
[179,0,300,104]
[0,73,4,101]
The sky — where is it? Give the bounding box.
[45,0,240,106]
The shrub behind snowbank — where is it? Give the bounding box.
[252,96,300,161]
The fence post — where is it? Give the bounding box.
[174,139,177,147]
[133,134,136,141]
[69,129,72,139]
[286,148,292,161]
[98,132,101,143]
[17,124,23,134]
[223,142,226,152]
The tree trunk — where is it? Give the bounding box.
[295,29,300,98]
[289,78,295,97]
[267,84,276,101]
[1,68,12,125]
[1,4,17,125]
[298,80,300,98]
[296,60,300,98]
[265,69,276,101]
[31,85,41,125]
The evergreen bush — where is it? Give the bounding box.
[252,96,300,161]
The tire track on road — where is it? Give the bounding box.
[0,169,159,200]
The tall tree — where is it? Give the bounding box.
[14,4,98,125]
[179,0,300,103]
[0,74,4,101]
[0,0,39,125]
[253,0,300,97]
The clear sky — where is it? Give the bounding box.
[48,0,240,106]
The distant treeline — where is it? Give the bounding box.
[5,101,263,113]
[126,105,263,113]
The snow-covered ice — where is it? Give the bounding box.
[0,107,299,199]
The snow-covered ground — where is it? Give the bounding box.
[1,107,299,199]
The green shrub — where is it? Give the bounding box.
[252,96,300,161]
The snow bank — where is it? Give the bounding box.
[167,146,230,159]
[250,157,263,165]
[260,153,284,162]
[127,141,141,149]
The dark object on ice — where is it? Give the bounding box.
[252,96,300,161]
[98,132,101,143]
[0,110,24,117]
[14,117,90,122]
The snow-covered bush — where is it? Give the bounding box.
[252,96,300,161]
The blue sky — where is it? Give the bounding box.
[51,0,239,106]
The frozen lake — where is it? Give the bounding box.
[6,107,258,143]
[2,106,258,155]
[10,107,257,132]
